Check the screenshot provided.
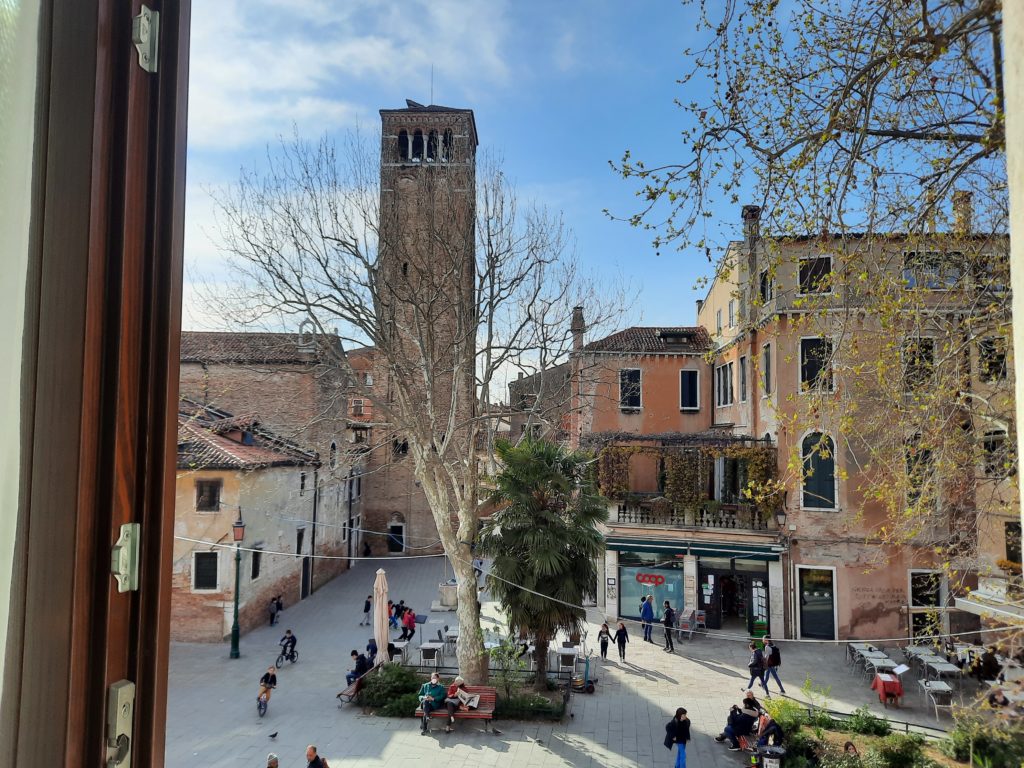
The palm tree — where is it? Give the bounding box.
[478,438,608,692]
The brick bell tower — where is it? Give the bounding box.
[363,100,478,555]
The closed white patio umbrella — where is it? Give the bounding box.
[373,568,390,667]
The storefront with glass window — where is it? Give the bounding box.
[604,537,785,636]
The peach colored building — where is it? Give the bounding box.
[569,205,1015,641]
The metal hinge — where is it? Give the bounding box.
[132,5,159,73]
[111,523,140,592]
[106,680,135,767]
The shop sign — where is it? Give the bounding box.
[635,572,665,586]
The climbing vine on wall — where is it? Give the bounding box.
[597,443,780,519]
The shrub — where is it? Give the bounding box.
[940,714,1024,766]
[845,706,891,736]
[357,665,422,708]
[494,693,564,720]
[808,709,838,731]
[783,730,821,765]
[377,692,420,718]
[875,732,925,766]
[765,697,809,733]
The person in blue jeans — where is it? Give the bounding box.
[745,641,770,696]
[640,595,655,642]
[663,707,690,767]
[762,636,786,694]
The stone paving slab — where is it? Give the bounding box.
[166,557,965,767]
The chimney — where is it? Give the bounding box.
[696,299,704,315]
[742,205,762,248]
[570,305,586,351]
[953,190,973,236]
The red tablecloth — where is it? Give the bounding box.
[871,673,904,705]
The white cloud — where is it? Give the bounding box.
[187,0,514,151]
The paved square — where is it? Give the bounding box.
[166,558,956,767]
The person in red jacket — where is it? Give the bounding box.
[400,607,417,641]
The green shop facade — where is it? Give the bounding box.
[602,536,786,637]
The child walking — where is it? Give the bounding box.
[614,621,630,662]
[597,623,612,660]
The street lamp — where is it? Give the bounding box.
[774,507,788,530]
[229,510,246,659]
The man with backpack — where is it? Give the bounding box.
[662,600,676,653]
[745,640,770,696]
[762,636,786,694]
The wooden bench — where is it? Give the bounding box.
[336,664,380,706]
[415,685,497,731]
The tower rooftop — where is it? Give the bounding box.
[380,100,478,146]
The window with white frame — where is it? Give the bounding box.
[619,369,642,409]
[982,430,1015,479]
[352,399,364,416]
[903,250,963,290]
[905,435,935,508]
[715,362,734,407]
[902,337,935,391]
[716,309,722,335]
[679,369,699,411]
[762,344,772,395]
[801,432,836,509]
[739,356,747,402]
[759,270,773,303]
[799,255,832,294]
[908,569,947,638]
[728,299,735,327]
[193,551,219,591]
[800,337,833,392]
[978,336,1008,382]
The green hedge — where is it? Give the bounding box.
[494,693,564,720]
[357,665,423,708]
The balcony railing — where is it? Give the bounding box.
[612,498,772,532]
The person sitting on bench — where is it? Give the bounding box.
[443,676,468,733]
[714,698,760,752]
[345,649,370,685]
[756,713,784,748]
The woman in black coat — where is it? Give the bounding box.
[664,707,691,768]
[613,622,629,662]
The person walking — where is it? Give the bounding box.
[614,621,630,662]
[745,640,770,697]
[268,596,279,627]
[662,601,676,653]
[762,636,786,694]
[275,595,283,618]
[663,707,691,768]
[362,539,371,558]
[360,594,372,626]
[401,606,417,642]
[641,595,655,642]
[304,745,325,767]
[597,623,612,660]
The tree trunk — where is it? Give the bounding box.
[534,634,550,693]
[453,547,488,683]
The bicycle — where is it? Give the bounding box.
[257,687,274,717]
[275,645,299,668]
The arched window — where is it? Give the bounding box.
[412,130,424,160]
[329,441,338,470]
[801,432,835,509]
[442,129,453,161]
[427,131,438,161]
[397,130,409,161]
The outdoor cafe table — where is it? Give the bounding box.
[419,641,445,664]
[925,659,962,684]
[871,672,904,706]
[855,650,888,671]
[847,642,875,664]
[914,654,944,674]
[865,657,898,677]
[391,640,410,662]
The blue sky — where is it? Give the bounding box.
[183,0,734,330]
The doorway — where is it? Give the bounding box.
[301,556,312,599]
[797,566,837,640]
[698,559,770,635]
[388,523,405,552]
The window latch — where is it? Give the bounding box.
[106,680,135,767]
[111,523,141,593]
[132,5,159,73]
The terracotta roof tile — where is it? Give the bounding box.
[582,326,712,355]
[180,331,344,365]
[177,399,318,470]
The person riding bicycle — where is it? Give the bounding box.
[279,629,297,659]
[258,666,277,704]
